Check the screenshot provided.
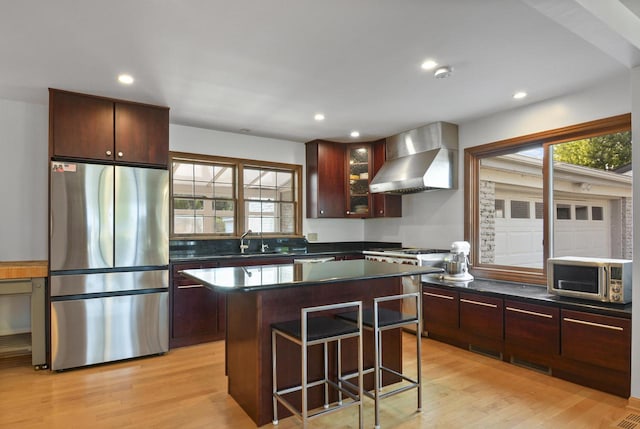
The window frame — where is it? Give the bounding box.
[464,114,631,285]
[170,151,303,239]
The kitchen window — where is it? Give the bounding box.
[465,114,631,284]
[243,166,296,234]
[170,152,302,238]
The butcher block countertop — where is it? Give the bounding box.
[0,261,48,280]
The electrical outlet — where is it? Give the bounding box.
[307,232,318,241]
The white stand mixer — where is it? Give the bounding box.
[443,241,474,282]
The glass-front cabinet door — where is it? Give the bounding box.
[346,145,371,217]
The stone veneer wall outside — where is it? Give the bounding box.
[622,197,633,259]
[479,180,495,264]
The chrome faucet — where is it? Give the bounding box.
[240,230,252,254]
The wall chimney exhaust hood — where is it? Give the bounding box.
[369,121,458,194]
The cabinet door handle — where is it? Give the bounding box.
[563,317,624,331]
[460,298,497,308]
[117,151,124,158]
[424,292,454,300]
[506,306,553,319]
[177,284,204,289]
[106,150,112,156]
[319,209,324,215]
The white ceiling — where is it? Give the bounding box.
[1,0,639,143]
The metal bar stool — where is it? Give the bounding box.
[337,292,422,429]
[272,300,364,428]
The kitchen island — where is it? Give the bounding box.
[181,259,441,426]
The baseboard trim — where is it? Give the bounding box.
[628,396,640,411]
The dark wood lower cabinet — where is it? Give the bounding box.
[422,283,631,398]
[423,286,459,340]
[170,262,225,348]
[170,255,296,348]
[459,292,503,354]
[504,300,559,367]
[554,309,631,397]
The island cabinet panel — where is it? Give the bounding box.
[459,292,503,354]
[504,300,559,367]
[306,140,346,218]
[170,261,225,348]
[422,286,459,339]
[50,88,169,167]
[225,276,403,426]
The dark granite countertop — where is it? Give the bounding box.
[181,259,442,292]
[422,276,632,318]
[170,249,309,262]
[169,240,401,263]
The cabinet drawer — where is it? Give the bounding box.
[505,300,559,354]
[561,309,630,371]
[459,292,503,340]
[172,282,220,338]
[218,256,293,267]
[422,286,459,331]
[172,261,219,286]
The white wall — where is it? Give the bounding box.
[365,190,461,249]
[169,124,366,242]
[365,74,632,250]
[0,98,48,335]
[0,99,48,260]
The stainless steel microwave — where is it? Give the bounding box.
[547,256,632,304]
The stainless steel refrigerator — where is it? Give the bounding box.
[49,161,169,371]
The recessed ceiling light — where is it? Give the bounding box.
[421,59,438,70]
[513,91,528,99]
[434,66,452,79]
[118,74,134,85]
[350,131,360,138]
[314,113,325,121]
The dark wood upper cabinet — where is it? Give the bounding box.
[305,139,401,219]
[306,140,346,218]
[115,102,169,166]
[371,139,401,217]
[50,90,114,161]
[49,89,169,167]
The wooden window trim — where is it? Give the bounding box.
[464,114,631,285]
[170,151,303,239]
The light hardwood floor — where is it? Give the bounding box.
[0,334,632,429]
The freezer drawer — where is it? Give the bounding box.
[50,292,168,371]
[50,270,168,297]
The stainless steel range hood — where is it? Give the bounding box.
[369,121,458,194]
